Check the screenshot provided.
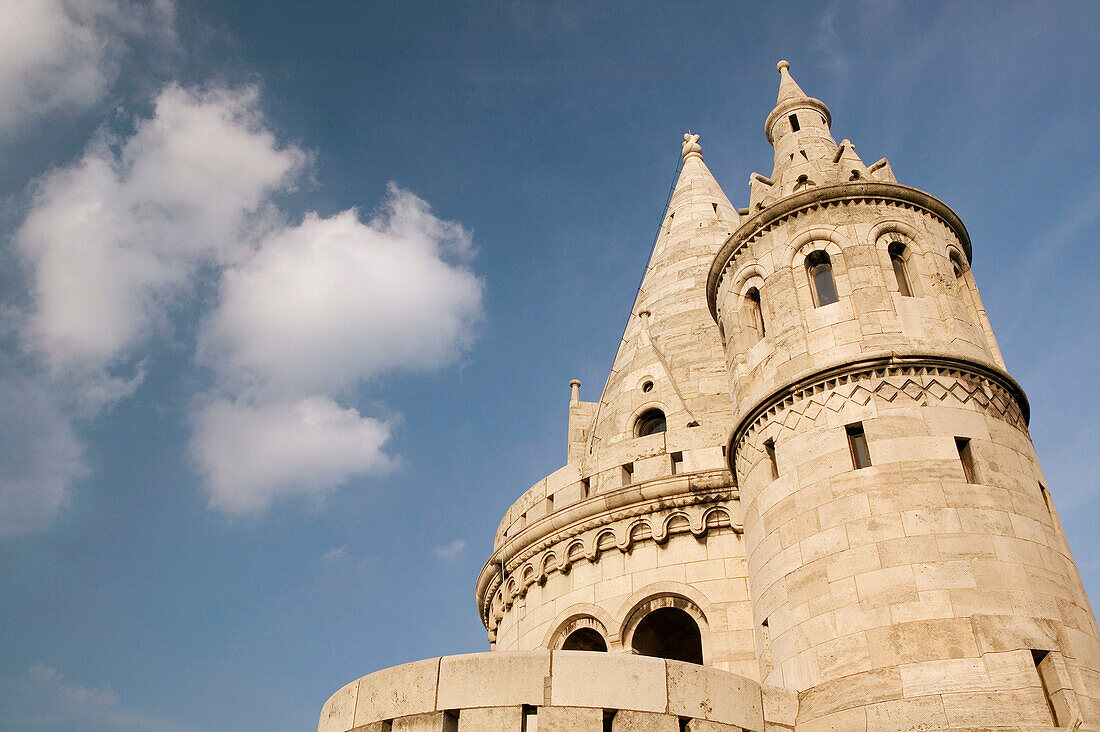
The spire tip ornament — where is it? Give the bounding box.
[682,132,702,161]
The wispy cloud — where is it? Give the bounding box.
[0,663,185,731]
[0,0,176,136]
[433,539,466,561]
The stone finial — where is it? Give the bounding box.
[682,133,702,161]
[569,379,581,403]
[777,59,790,72]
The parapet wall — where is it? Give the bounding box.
[318,651,796,732]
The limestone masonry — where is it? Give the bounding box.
[320,61,1100,731]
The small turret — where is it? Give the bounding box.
[764,60,839,195]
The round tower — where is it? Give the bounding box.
[707,61,1100,728]
[474,134,763,677]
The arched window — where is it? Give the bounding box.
[806,250,839,307]
[635,408,666,437]
[950,251,966,280]
[631,607,703,664]
[745,287,765,341]
[561,627,608,652]
[888,242,913,297]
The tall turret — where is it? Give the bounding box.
[478,133,761,676]
[709,61,1100,729]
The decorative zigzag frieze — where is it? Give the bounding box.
[733,364,1026,478]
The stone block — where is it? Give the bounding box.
[610,710,679,732]
[455,706,523,731]
[355,658,441,727]
[550,652,666,713]
[666,661,763,728]
[538,706,603,732]
[761,684,797,726]
[438,652,549,710]
[319,680,357,732]
[392,711,458,732]
[685,721,741,732]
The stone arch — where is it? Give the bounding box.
[871,221,924,297]
[543,604,620,650]
[626,400,672,437]
[787,228,849,312]
[620,586,712,666]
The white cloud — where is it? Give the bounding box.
[16,83,306,410]
[198,186,482,394]
[0,0,176,133]
[189,396,393,515]
[0,663,183,730]
[189,185,483,514]
[0,375,85,537]
[433,539,467,561]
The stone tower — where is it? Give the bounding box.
[319,62,1100,732]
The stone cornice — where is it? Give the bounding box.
[764,96,832,144]
[726,352,1031,470]
[706,182,973,319]
[475,469,736,629]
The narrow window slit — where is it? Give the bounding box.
[603,709,617,732]
[522,705,538,732]
[621,463,633,486]
[846,423,871,470]
[956,437,978,484]
[788,113,800,132]
[764,439,779,480]
[581,477,590,498]
[1032,650,1062,726]
[671,452,684,475]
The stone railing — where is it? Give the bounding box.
[319,651,795,732]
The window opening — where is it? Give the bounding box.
[806,250,839,307]
[443,710,459,732]
[746,287,765,340]
[380,721,393,732]
[603,710,617,732]
[671,452,684,475]
[712,202,719,215]
[950,251,966,280]
[764,439,779,480]
[561,627,608,652]
[679,718,690,732]
[788,113,800,132]
[846,423,871,469]
[581,477,590,498]
[631,607,704,664]
[1032,650,1062,726]
[545,494,554,514]
[641,380,654,393]
[622,463,633,486]
[635,408,666,437]
[849,169,861,180]
[956,437,978,484]
[522,705,538,732]
[889,242,913,296]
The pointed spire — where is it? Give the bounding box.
[764,60,832,146]
[775,59,808,105]
[577,134,737,458]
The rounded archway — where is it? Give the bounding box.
[561,627,608,652]
[630,606,703,664]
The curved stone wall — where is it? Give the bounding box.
[318,651,796,732]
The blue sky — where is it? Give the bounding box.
[1,1,1098,730]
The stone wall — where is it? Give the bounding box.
[318,651,795,732]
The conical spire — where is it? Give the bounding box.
[775,59,809,105]
[571,135,736,462]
